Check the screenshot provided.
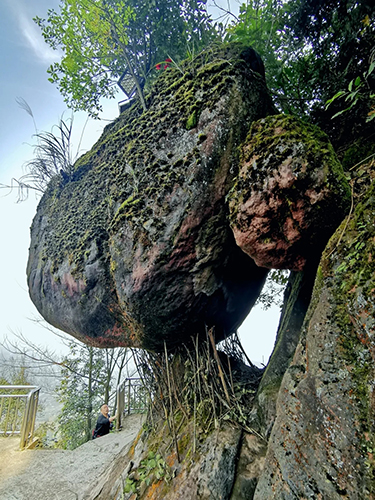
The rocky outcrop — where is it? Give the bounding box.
[27,44,274,350]
[27,44,350,351]
[249,266,319,437]
[254,181,375,498]
[228,115,350,271]
[103,178,374,499]
[104,420,244,500]
[25,39,375,500]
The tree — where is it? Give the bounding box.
[1,320,132,449]
[34,0,217,116]
[56,339,133,448]
[57,341,105,448]
[226,1,291,111]
[283,0,375,146]
[227,0,375,147]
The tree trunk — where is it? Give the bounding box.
[86,347,94,441]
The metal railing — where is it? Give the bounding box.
[116,378,148,429]
[0,385,40,449]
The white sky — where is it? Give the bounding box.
[0,0,281,366]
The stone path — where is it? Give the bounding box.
[0,413,143,500]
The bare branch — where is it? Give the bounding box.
[208,0,240,23]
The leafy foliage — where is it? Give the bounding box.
[56,342,106,449]
[227,0,375,146]
[124,451,172,495]
[1,321,131,449]
[35,0,217,115]
[326,53,375,122]
[55,340,129,449]
[226,0,290,111]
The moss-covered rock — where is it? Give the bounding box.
[254,180,375,498]
[27,43,275,350]
[27,45,350,355]
[228,114,351,270]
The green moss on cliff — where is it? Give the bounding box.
[229,114,351,231]
[253,267,318,434]
[321,180,375,490]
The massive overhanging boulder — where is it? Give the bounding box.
[27,44,350,351]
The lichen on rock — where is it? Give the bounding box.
[27,44,350,356]
[254,179,375,498]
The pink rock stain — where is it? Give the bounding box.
[131,243,164,293]
[60,272,86,297]
[233,154,328,271]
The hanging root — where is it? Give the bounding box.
[132,327,265,442]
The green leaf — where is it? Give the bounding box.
[325,90,345,108]
[33,0,218,116]
[331,101,357,118]
[365,61,375,78]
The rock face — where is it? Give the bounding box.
[249,266,320,437]
[27,44,272,349]
[26,41,375,500]
[107,177,374,500]
[228,115,350,271]
[27,44,349,350]
[254,181,375,498]
[104,419,244,500]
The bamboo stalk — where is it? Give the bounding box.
[164,342,180,463]
[207,328,231,405]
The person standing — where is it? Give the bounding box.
[92,404,116,439]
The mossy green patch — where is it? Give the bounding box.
[186,109,198,130]
[321,179,375,491]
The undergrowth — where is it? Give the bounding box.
[133,328,264,459]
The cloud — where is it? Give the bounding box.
[7,1,58,64]
[19,15,58,64]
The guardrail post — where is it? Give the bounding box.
[115,378,147,425]
[116,381,125,430]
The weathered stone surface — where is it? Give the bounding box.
[228,115,351,270]
[115,422,242,500]
[254,181,375,499]
[27,44,350,351]
[230,433,267,499]
[0,414,143,500]
[27,44,275,350]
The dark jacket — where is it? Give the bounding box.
[93,413,113,439]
